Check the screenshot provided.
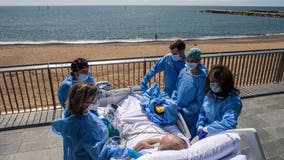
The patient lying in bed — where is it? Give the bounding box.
[96,93,245,159]
[113,93,189,154]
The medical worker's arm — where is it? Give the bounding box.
[57,84,71,108]
[141,57,166,91]
[83,134,141,160]
[207,101,242,134]
[86,73,95,84]
[196,96,208,128]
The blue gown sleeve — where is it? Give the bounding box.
[196,96,208,127]
[57,83,71,108]
[83,133,128,160]
[207,100,242,134]
[86,73,95,84]
[141,56,166,89]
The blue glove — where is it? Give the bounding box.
[177,106,183,114]
[127,148,142,159]
[140,82,148,92]
[100,117,112,128]
[197,128,208,140]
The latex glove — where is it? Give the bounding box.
[177,107,183,114]
[140,82,148,92]
[197,127,208,140]
[127,148,143,159]
[100,117,112,128]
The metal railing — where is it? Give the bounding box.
[0,49,283,115]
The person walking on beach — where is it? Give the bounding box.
[57,58,94,113]
[172,48,208,139]
[140,39,186,96]
[52,82,142,160]
[196,65,242,140]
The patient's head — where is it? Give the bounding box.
[158,134,188,151]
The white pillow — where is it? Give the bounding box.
[137,133,241,160]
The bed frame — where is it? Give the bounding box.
[94,84,266,160]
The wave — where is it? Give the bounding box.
[0,33,283,45]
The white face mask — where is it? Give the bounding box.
[185,62,198,71]
[77,74,88,81]
[171,54,180,61]
[210,82,221,93]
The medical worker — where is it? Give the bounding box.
[174,48,208,139]
[58,57,94,109]
[140,39,186,96]
[52,82,141,160]
[196,65,242,140]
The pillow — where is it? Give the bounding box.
[137,133,241,160]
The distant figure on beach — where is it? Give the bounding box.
[57,58,94,112]
[196,64,242,140]
[140,39,186,96]
[172,48,208,140]
[155,34,158,40]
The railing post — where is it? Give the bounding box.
[47,63,56,110]
[143,57,146,76]
[275,53,284,83]
[219,55,223,65]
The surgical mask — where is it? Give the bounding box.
[210,82,221,93]
[171,54,180,61]
[185,62,198,71]
[77,74,88,81]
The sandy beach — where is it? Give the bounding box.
[0,35,284,67]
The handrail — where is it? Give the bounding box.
[0,49,283,115]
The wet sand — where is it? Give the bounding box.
[0,35,284,66]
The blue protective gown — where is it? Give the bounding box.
[174,64,207,138]
[196,91,243,134]
[51,110,129,160]
[58,73,94,108]
[141,53,185,96]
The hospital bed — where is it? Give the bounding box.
[91,84,266,160]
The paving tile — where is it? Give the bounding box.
[8,147,62,160]
[0,131,22,145]
[0,154,12,160]
[0,142,20,155]
[258,109,284,127]
[262,138,284,159]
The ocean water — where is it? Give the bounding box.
[0,6,284,44]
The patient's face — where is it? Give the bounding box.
[158,134,188,151]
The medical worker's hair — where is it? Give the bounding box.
[205,64,240,97]
[169,39,186,51]
[158,134,188,151]
[67,82,98,116]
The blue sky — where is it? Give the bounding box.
[0,0,283,6]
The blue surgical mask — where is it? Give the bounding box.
[210,82,221,93]
[185,62,198,71]
[77,74,88,81]
[171,54,180,61]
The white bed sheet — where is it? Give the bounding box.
[96,94,245,159]
[114,94,188,154]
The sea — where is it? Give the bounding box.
[0,5,284,45]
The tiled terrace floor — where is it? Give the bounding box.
[0,83,284,160]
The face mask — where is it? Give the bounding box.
[171,54,180,61]
[185,62,198,71]
[210,82,221,93]
[77,74,88,81]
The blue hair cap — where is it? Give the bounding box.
[185,48,202,59]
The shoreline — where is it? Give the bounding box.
[0,35,284,67]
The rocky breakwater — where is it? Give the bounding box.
[201,9,284,18]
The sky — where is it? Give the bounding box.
[0,0,283,7]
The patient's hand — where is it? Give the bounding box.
[133,138,161,151]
